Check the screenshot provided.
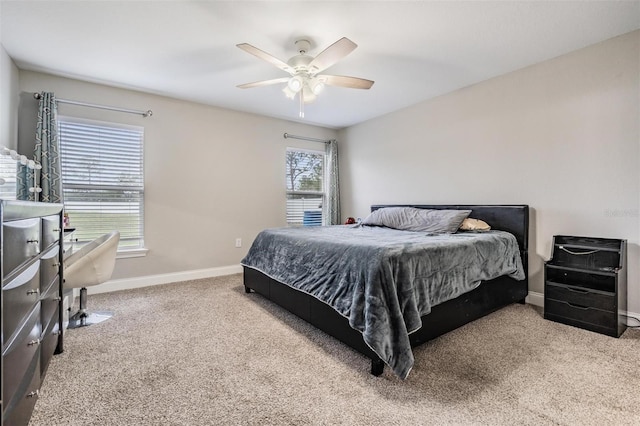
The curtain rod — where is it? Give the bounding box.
[33,93,153,118]
[283,133,332,144]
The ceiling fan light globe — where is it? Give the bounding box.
[282,86,296,99]
[302,88,317,104]
[310,80,325,95]
[288,76,303,93]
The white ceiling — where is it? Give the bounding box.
[1,1,639,129]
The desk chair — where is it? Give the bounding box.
[64,231,120,328]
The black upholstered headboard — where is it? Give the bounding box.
[370,204,529,276]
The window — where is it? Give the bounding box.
[58,117,145,252]
[0,154,17,200]
[286,148,325,226]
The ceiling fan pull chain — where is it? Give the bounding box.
[299,91,304,118]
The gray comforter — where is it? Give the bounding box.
[241,225,525,379]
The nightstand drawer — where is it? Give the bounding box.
[545,284,615,312]
[545,299,615,327]
[546,266,615,293]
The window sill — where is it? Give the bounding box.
[116,248,149,259]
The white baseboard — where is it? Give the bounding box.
[86,272,640,328]
[526,290,544,307]
[526,290,640,327]
[87,264,243,295]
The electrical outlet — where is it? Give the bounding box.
[235,238,242,248]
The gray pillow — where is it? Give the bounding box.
[361,207,472,234]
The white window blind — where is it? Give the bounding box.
[0,155,17,200]
[59,117,144,250]
[285,148,325,226]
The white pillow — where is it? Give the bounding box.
[459,218,491,231]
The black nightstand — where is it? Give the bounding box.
[544,235,627,337]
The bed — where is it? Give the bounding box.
[241,204,529,379]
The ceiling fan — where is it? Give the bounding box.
[236,37,374,117]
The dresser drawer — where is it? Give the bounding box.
[2,218,41,278]
[2,261,40,342]
[42,214,62,250]
[41,307,61,377]
[545,283,615,312]
[1,305,41,412]
[40,244,61,292]
[2,353,40,426]
[41,276,61,329]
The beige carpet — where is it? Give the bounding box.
[30,274,640,425]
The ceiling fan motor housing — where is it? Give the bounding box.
[288,56,314,73]
[294,39,311,54]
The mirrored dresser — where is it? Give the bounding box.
[1,200,65,425]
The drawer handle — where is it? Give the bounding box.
[566,287,590,294]
[26,289,40,296]
[52,263,60,267]
[26,390,40,398]
[27,239,39,244]
[27,339,41,346]
[566,302,590,310]
[53,228,61,232]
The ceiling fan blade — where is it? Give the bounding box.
[319,75,374,90]
[237,43,293,74]
[308,37,357,73]
[237,77,290,89]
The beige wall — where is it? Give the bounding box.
[18,71,337,280]
[1,43,19,149]
[339,31,640,314]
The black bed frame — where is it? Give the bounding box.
[243,205,529,376]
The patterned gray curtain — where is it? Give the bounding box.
[323,139,341,225]
[16,163,33,201]
[34,92,62,203]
